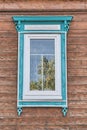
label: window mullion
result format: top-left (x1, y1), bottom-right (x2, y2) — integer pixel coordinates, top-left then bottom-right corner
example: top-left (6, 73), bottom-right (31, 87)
top-left (42, 54), bottom-right (44, 91)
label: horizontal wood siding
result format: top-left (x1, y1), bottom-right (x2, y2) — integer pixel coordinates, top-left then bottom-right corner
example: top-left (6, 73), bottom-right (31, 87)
top-left (0, 0), bottom-right (87, 130)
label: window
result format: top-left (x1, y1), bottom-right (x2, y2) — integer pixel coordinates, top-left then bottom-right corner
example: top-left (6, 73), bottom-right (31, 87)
top-left (13, 16), bottom-right (73, 116)
top-left (23, 34), bottom-right (62, 101)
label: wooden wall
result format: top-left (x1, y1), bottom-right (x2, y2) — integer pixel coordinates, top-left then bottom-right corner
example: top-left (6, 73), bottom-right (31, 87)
top-left (0, 0), bottom-right (87, 130)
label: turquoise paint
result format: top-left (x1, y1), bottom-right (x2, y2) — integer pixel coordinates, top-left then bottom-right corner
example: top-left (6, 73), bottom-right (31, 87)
top-left (13, 15), bottom-right (73, 116)
top-left (17, 107), bottom-right (22, 116)
top-left (13, 16), bottom-right (72, 22)
top-left (19, 101), bottom-right (66, 106)
top-left (61, 33), bottom-right (67, 100)
top-left (19, 34), bottom-right (24, 100)
top-left (62, 107), bottom-right (68, 116)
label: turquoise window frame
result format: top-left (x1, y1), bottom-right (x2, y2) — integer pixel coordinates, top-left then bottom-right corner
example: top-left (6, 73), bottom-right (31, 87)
top-left (13, 16), bottom-right (73, 116)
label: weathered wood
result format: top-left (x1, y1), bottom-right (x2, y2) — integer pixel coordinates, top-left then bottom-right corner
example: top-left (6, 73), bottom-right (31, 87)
top-left (22, 107), bottom-right (62, 117)
top-left (69, 101), bottom-right (87, 108)
top-left (17, 117), bottom-right (87, 125)
top-left (68, 52), bottom-right (87, 60)
top-left (0, 93), bottom-right (16, 101)
top-left (0, 0), bottom-right (85, 11)
top-left (0, 60), bottom-right (17, 68)
top-left (0, 85), bottom-right (16, 93)
top-left (0, 109), bottom-right (16, 117)
top-left (68, 76), bottom-right (87, 85)
top-left (0, 102), bottom-right (16, 110)
top-left (0, 0), bottom-right (87, 129)
top-left (17, 125), bottom-right (69, 130)
top-left (68, 37), bottom-right (87, 45)
top-left (69, 108), bottom-right (87, 117)
top-left (70, 126), bottom-right (87, 130)
top-left (0, 118), bottom-right (16, 125)
top-left (0, 126), bottom-right (16, 130)
top-left (68, 68), bottom-right (87, 76)
top-left (68, 44), bottom-right (87, 52)
top-left (68, 85), bottom-right (87, 93)
top-left (68, 60), bottom-right (87, 69)
top-left (70, 21), bottom-right (87, 30)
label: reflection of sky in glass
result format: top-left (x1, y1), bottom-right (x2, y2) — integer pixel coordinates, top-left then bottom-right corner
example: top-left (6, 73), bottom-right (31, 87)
top-left (30, 39), bottom-right (55, 54)
top-left (30, 55), bottom-right (41, 82)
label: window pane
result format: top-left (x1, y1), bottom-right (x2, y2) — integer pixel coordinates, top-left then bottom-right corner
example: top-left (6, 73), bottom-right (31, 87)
top-left (30, 55), bottom-right (42, 90)
top-left (30, 39), bottom-right (55, 91)
top-left (30, 39), bottom-right (55, 54)
top-left (43, 55), bottom-right (55, 91)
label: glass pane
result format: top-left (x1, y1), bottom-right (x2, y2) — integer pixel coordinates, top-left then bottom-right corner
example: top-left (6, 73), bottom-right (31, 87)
top-left (30, 39), bottom-right (55, 91)
top-left (30, 55), bottom-right (42, 90)
top-left (43, 56), bottom-right (55, 91)
top-left (30, 39), bottom-right (55, 54)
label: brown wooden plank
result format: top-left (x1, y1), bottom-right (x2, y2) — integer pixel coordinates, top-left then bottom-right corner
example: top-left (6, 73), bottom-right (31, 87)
top-left (67, 52), bottom-right (87, 60)
top-left (0, 68), bottom-right (17, 77)
top-left (68, 85), bottom-right (87, 93)
top-left (0, 52), bottom-right (17, 61)
top-left (68, 37), bottom-right (87, 45)
top-left (17, 125), bottom-right (69, 130)
top-left (0, 93), bottom-right (16, 101)
top-left (0, 78), bottom-right (17, 86)
top-left (68, 33), bottom-right (87, 38)
top-left (0, 118), bottom-right (16, 125)
top-left (69, 108), bottom-right (87, 117)
top-left (0, 22), bottom-right (15, 31)
top-left (0, 0), bottom-right (85, 11)
top-left (70, 126), bottom-right (87, 130)
top-left (17, 117), bottom-right (87, 125)
top-left (0, 85), bottom-right (16, 93)
top-left (0, 60), bottom-right (17, 69)
top-left (0, 102), bottom-right (16, 110)
top-left (68, 86), bottom-right (87, 94)
top-left (0, 109), bottom-right (16, 117)
top-left (70, 22), bottom-right (87, 30)
top-left (68, 68), bottom-right (87, 76)
top-left (0, 37), bottom-right (17, 44)
top-left (69, 29), bottom-right (87, 34)
top-left (68, 60), bottom-right (87, 69)
top-left (68, 44), bottom-right (87, 52)
top-left (0, 31), bottom-right (17, 38)
top-left (68, 76), bottom-right (87, 85)
top-left (69, 100), bottom-right (87, 108)
top-left (22, 107), bottom-right (62, 117)
top-left (0, 126), bottom-right (16, 130)
top-left (68, 92), bottom-right (87, 101)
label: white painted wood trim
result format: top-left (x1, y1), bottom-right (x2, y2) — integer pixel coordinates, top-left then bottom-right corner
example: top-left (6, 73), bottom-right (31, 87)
top-left (24, 25), bottom-right (60, 30)
top-left (23, 34), bottom-right (62, 100)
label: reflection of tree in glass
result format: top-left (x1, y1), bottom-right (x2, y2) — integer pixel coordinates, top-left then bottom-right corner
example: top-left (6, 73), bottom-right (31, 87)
top-left (30, 80), bottom-right (42, 90)
top-left (43, 56), bottom-right (55, 90)
top-left (30, 56), bottom-right (55, 91)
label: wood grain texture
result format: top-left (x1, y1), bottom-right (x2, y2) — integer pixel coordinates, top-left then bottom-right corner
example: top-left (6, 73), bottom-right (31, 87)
top-left (0, 0), bottom-right (87, 129)
top-left (0, 0), bottom-right (85, 11)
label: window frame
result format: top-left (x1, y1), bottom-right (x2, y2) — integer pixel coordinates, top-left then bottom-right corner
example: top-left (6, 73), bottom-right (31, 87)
top-left (13, 16), bottom-right (73, 116)
top-left (23, 33), bottom-right (62, 101)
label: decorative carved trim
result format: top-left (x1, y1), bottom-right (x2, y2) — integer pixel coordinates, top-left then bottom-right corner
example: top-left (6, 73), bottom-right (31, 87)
top-left (17, 107), bottom-right (22, 116)
top-left (62, 107), bottom-right (68, 116)
top-left (15, 21), bottom-right (21, 31)
top-left (12, 16), bottom-right (73, 116)
top-left (64, 20), bottom-right (70, 32)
